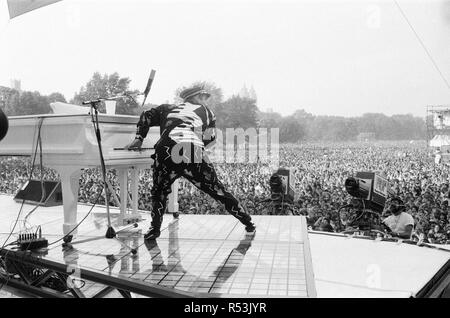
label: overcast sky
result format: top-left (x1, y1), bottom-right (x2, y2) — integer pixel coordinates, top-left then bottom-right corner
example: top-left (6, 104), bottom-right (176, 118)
top-left (0, 0), bottom-right (449, 117)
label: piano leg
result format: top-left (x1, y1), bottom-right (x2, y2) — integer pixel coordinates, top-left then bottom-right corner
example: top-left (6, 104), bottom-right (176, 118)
top-left (117, 167), bottom-right (141, 225)
top-left (117, 168), bottom-right (128, 217)
top-left (55, 166), bottom-right (82, 237)
top-left (116, 167), bottom-right (179, 224)
top-left (130, 168), bottom-right (139, 214)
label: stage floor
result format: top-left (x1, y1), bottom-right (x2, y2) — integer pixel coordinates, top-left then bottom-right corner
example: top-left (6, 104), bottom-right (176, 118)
top-left (0, 194), bottom-right (315, 298)
top-left (1, 194), bottom-right (448, 298)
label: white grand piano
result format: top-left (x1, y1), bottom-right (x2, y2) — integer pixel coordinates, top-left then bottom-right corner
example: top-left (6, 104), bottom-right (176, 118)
top-left (0, 113), bottom-right (179, 237)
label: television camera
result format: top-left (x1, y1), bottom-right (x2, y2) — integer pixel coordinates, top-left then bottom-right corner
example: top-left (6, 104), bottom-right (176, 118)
top-left (341, 171), bottom-right (395, 235)
top-left (261, 167), bottom-right (298, 215)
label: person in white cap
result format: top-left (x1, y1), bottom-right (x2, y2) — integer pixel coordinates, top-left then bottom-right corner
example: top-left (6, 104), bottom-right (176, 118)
top-left (125, 85), bottom-right (255, 240)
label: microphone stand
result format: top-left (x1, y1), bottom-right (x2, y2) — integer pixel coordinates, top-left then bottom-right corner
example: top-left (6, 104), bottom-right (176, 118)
top-left (89, 100), bottom-right (115, 238)
top-left (64, 69), bottom-right (156, 254)
top-left (64, 97), bottom-right (139, 255)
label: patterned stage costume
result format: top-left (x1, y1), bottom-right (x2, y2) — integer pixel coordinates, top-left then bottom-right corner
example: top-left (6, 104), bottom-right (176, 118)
top-left (127, 86), bottom-right (255, 240)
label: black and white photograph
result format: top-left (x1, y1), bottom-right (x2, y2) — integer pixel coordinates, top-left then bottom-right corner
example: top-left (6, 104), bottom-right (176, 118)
top-left (0, 0), bottom-right (449, 302)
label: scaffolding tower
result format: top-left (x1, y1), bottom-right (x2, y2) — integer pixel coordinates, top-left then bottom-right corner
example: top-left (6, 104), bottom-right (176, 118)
top-left (426, 105), bottom-right (450, 148)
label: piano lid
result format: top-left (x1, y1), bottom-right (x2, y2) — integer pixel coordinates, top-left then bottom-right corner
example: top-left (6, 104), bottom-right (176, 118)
top-left (7, 113), bottom-right (141, 125)
top-left (0, 113), bottom-right (158, 166)
top-left (50, 102), bottom-right (89, 115)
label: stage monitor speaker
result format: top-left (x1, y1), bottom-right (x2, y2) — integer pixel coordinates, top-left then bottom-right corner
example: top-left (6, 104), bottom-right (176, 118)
top-left (0, 107), bottom-right (8, 141)
top-left (14, 180), bottom-right (63, 207)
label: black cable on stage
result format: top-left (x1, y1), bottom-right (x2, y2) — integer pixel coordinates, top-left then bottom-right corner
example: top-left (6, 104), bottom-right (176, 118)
top-left (1, 112), bottom-right (143, 293)
top-left (16, 118), bottom-right (50, 253)
top-left (0, 118), bottom-right (44, 291)
top-left (7, 184), bottom-right (103, 293)
top-left (23, 118), bottom-right (47, 229)
top-left (0, 118), bottom-right (42, 247)
top-left (2, 179), bottom-right (101, 291)
top-left (48, 187), bottom-right (102, 247)
top-left (1, 111), bottom-right (144, 292)
top-left (352, 198), bottom-right (366, 224)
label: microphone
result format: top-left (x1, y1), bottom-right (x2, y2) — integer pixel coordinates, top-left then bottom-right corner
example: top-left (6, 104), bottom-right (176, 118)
top-left (82, 99), bottom-right (103, 105)
top-left (141, 69), bottom-right (156, 107)
top-left (82, 95), bottom-right (126, 105)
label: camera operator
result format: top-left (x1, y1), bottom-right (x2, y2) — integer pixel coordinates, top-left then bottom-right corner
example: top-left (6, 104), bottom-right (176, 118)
top-left (313, 215), bottom-right (334, 232)
top-left (382, 197), bottom-right (414, 239)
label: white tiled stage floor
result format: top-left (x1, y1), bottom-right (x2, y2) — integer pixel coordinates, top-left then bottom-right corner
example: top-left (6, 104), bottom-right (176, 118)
top-left (0, 194), bottom-right (316, 298)
top-left (1, 194), bottom-right (448, 298)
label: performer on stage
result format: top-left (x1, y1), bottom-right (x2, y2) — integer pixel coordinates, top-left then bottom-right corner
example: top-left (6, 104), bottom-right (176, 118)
top-left (125, 85), bottom-right (256, 240)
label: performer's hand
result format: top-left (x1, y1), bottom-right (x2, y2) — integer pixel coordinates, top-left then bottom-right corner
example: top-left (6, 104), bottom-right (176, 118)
top-left (124, 138), bottom-right (142, 151)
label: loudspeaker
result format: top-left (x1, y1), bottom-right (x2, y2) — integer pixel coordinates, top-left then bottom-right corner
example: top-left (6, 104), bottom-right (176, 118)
top-left (14, 180), bottom-right (63, 207)
top-left (0, 108), bottom-right (8, 141)
top-left (354, 171), bottom-right (389, 211)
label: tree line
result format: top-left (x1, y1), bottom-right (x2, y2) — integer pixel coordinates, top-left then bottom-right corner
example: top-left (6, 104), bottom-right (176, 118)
top-left (263, 110), bottom-right (426, 142)
top-left (0, 87), bottom-right (66, 116)
top-left (0, 72), bottom-right (426, 142)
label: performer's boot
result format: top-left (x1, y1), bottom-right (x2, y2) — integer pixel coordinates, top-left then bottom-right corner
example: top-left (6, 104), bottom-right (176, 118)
top-left (240, 213), bottom-right (256, 234)
top-left (244, 221), bottom-right (256, 233)
top-left (144, 219), bottom-right (162, 240)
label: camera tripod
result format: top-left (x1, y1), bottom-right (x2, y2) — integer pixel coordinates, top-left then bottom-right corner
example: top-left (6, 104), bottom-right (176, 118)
top-left (258, 196), bottom-right (299, 215)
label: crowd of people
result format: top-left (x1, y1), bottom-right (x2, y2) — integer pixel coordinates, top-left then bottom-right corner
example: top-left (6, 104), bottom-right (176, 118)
top-left (1, 140), bottom-right (450, 244)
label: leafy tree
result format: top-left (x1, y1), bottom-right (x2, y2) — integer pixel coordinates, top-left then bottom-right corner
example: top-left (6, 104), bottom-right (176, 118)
top-left (72, 72), bottom-right (140, 115)
top-left (1, 88), bottom-right (20, 115)
top-left (10, 91), bottom-right (51, 115)
top-left (47, 92), bottom-right (66, 103)
top-left (248, 86), bottom-right (257, 101)
top-left (290, 112), bottom-right (425, 142)
top-left (391, 114), bottom-right (426, 140)
top-left (357, 113), bottom-right (391, 139)
top-left (239, 84), bottom-right (250, 98)
top-left (2, 90), bottom-right (68, 116)
top-left (258, 110), bottom-right (282, 128)
top-left (218, 95), bottom-right (258, 129)
top-left (279, 116), bottom-right (305, 142)
top-left (292, 109), bottom-right (313, 122)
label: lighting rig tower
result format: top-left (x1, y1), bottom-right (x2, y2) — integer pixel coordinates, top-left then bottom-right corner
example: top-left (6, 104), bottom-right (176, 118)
top-left (426, 105), bottom-right (450, 162)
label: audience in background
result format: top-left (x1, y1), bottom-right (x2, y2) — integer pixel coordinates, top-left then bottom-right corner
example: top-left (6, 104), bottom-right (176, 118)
top-left (1, 140), bottom-right (449, 244)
